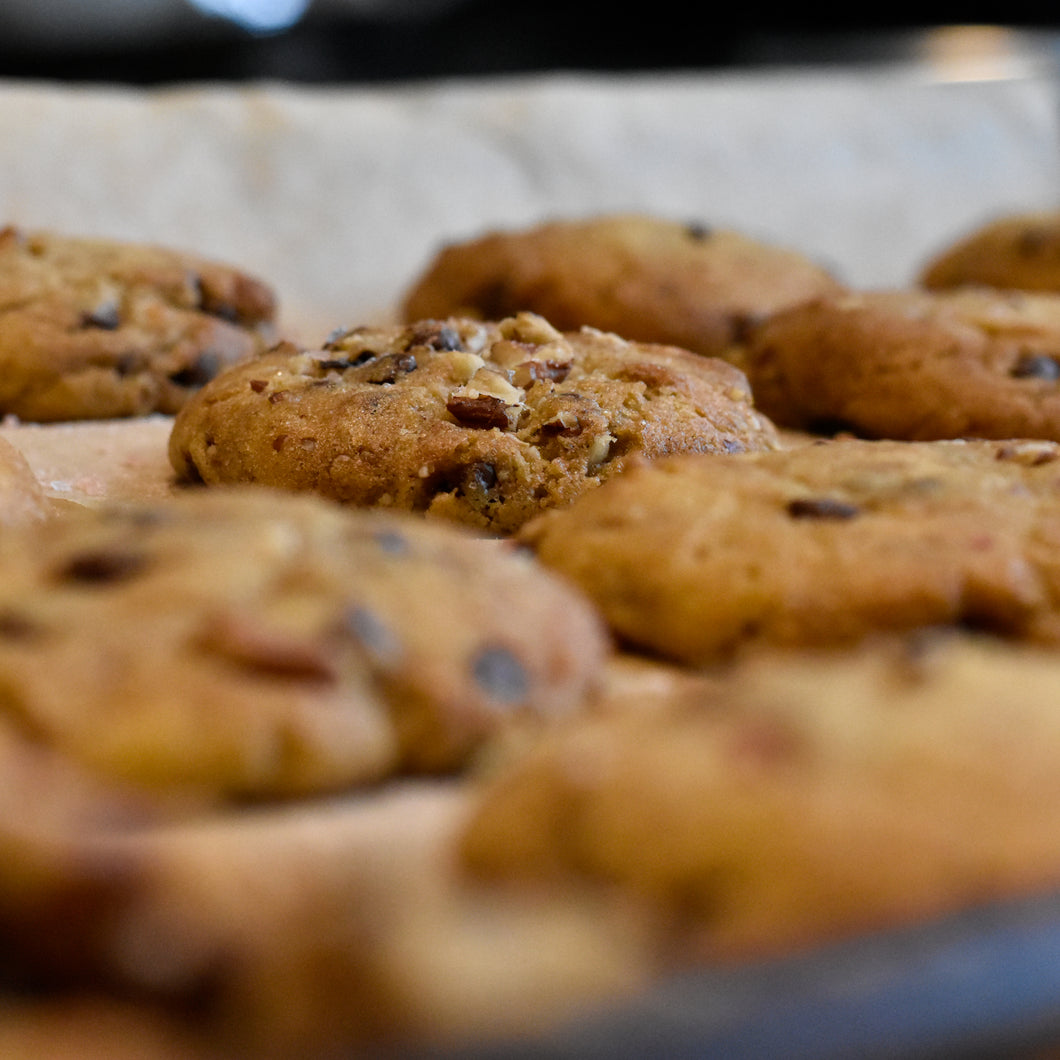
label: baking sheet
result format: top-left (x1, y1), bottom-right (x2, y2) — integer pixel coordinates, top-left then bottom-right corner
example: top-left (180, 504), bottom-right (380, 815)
top-left (3, 65), bottom-right (1060, 1056)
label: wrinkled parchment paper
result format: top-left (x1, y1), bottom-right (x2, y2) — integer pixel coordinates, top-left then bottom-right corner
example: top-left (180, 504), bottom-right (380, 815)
top-left (0, 67), bottom-right (1056, 344)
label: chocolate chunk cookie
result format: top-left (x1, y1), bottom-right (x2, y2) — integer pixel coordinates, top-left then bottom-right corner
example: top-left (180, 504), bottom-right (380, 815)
top-left (517, 437), bottom-right (1060, 664)
top-left (400, 213), bottom-right (844, 359)
top-left (168, 312), bottom-right (780, 535)
top-left (736, 286), bottom-right (1060, 440)
top-left (0, 226), bottom-right (277, 421)
top-left (460, 630), bottom-right (1060, 962)
top-left (920, 210), bottom-right (1060, 292)
top-left (0, 486), bottom-right (608, 798)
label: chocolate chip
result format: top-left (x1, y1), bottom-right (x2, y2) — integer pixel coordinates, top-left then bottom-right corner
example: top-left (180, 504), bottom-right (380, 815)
top-left (467, 461), bottom-right (497, 492)
top-left (56, 550), bottom-right (147, 584)
top-left (405, 322), bottom-right (464, 352)
top-left (1017, 228), bottom-right (1053, 257)
top-left (684, 221), bottom-right (713, 241)
top-left (1010, 352), bottom-right (1060, 381)
top-left (446, 393), bottom-right (511, 430)
top-left (169, 351), bottom-right (222, 389)
top-left (317, 350), bottom-right (377, 371)
top-left (0, 609), bottom-right (39, 639)
top-left (249, 379), bottom-right (268, 393)
top-left (343, 605), bottom-right (402, 665)
top-left (373, 529), bottom-right (410, 555)
top-left (786, 497), bottom-right (860, 520)
top-left (471, 645), bottom-right (529, 703)
top-left (82, 301), bottom-right (121, 330)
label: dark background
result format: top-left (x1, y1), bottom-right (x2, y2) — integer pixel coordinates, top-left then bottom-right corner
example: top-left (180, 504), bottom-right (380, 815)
top-left (0, 1), bottom-right (1056, 85)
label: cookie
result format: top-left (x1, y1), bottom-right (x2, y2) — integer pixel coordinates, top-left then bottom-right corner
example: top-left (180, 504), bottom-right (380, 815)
top-left (0, 486), bottom-right (608, 798)
top-left (735, 286), bottom-right (1060, 440)
top-left (400, 213), bottom-right (844, 359)
top-left (920, 210), bottom-right (1060, 292)
top-left (168, 311), bottom-right (780, 535)
top-left (460, 630), bottom-right (1060, 962)
top-left (0, 226), bottom-right (277, 422)
top-left (517, 436), bottom-right (1060, 665)
top-left (0, 434), bottom-right (53, 525)
top-left (0, 780), bottom-right (654, 1057)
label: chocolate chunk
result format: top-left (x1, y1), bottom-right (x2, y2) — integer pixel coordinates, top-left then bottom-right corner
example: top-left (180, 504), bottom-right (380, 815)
top-left (786, 497), bottom-right (860, 520)
top-left (359, 352), bottom-right (418, 385)
top-left (56, 550), bottom-right (147, 584)
top-left (1010, 352), bottom-right (1060, 381)
top-left (471, 645), bottom-right (529, 703)
top-left (446, 393), bottom-right (511, 430)
top-left (343, 605), bottom-right (402, 666)
top-left (684, 221), bottom-right (713, 241)
top-left (405, 322), bottom-right (464, 352)
top-left (82, 301), bottom-right (121, 330)
top-left (373, 529), bottom-right (410, 555)
top-left (317, 350), bottom-right (377, 371)
top-left (169, 351), bottom-right (222, 389)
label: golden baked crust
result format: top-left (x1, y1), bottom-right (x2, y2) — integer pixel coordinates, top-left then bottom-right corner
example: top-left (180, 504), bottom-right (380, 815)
top-left (0, 486), bottom-right (609, 797)
top-left (920, 210), bottom-right (1060, 292)
top-left (517, 437), bottom-right (1060, 664)
top-left (401, 213), bottom-right (844, 358)
top-left (168, 312), bottom-right (779, 534)
top-left (736, 287), bottom-right (1060, 440)
top-left (460, 631), bottom-right (1060, 963)
top-left (0, 226), bottom-right (276, 422)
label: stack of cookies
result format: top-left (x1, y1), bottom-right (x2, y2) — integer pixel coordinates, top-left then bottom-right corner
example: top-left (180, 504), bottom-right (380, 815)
top-left (4, 209), bottom-right (1060, 1056)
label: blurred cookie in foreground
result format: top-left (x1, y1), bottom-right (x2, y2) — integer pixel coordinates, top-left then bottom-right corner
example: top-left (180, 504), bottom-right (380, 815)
top-left (169, 312), bottom-right (780, 535)
top-left (460, 631), bottom-right (1060, 963)
top-left (0, 486), bottom-right (608, 798)
top-left (517, 437), bottom-right (1060, 665)
top-left (0, 434), bottom-right (54, 524)
top-left (400, 213), bottom-right (843, 359)
top-left (920, 210), bottom-right (1060, 292)
top-left (735, 287), bottom-right (1060, 440)
top-left (0, 778), bottom-right (655, 1059)
top-left (0, 226), bottom-right (276, 422)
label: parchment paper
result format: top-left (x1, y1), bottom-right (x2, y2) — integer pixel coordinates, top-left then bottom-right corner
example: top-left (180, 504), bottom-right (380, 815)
top-left (0, 66), bottom-right (1056, 344)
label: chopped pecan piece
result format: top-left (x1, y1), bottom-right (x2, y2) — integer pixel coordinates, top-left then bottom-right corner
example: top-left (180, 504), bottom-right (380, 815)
top-left (447, 393), bottom-right (512, 430)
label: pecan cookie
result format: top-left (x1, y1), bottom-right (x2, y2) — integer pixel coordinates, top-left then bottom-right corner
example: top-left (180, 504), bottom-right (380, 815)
top-left (920, 210), bottom-right (1060, 292)
top-left (517, 437), bottom-right (1060, 664)
top-left (0, 226), bottom-right (276, 421)
top-left (736, 286), bottom-right (1060, 440)
top-left (400, 213), bottom-right (844, 359)
top-left (460, 630), bottom-right (1060, 962)
top-left (168, 312), bottom-right (780, 535)
top-left (0, 486), bottom-right (608, 798)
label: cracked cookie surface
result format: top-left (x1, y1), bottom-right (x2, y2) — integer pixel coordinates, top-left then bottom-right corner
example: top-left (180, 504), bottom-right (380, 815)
top-left (0, 226), bottom-right (276, 421)
top-left (400, 213), bottom-right (844, 359)
top-left (168, 312), bottom-right (779, 534)
top-left (735, 286), bottom-right (1060, 440)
